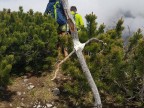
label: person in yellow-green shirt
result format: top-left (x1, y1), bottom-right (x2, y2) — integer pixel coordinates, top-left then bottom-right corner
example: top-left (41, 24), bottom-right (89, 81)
top-left (70, 6), bottom-right (84, 30)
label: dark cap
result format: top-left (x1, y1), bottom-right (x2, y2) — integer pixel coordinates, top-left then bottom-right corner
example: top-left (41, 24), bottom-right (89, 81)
top-left (70, 6), bottom-right (77, 12)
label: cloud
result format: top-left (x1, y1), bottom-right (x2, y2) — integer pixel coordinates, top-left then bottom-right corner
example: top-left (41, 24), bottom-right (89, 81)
top-left (93, 0), bottom-right (144, 36)
top-left (119, 10), bottom-right (135, 19)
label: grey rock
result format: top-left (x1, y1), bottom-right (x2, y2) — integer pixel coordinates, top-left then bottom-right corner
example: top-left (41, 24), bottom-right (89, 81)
top-left (23, 76), bottom-right (27, 79)
top-left (17, 91), bottom-right (22, 96)
top-left (9, 103), bottom-right (13, 107)
top-left (51, 101), bottom-right (54, 105)
top-left (27, 84), bottom-right (35, 90)
top-left (24, 79), bottom-right (28, 83)
top-left (36, 104), bottom-right (41, 108)
top-left (52, 88), bottom-right (60, 95)
top-left (28, 83), bottom-right (33, 85)
top-left (46, 103), bottom-right (53, 107)
top-left (21, 98), bottom-right (24, 101)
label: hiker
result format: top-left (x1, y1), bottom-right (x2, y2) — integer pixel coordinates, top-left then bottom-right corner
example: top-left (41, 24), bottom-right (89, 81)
top-left (70, 6), bottom-right (84, 31)
top-left (45, 0), bottom-right (69, 57)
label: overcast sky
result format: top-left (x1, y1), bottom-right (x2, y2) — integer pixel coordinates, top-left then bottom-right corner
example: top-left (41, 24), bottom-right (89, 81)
top-left (0, 0), bottom-right (144, 36)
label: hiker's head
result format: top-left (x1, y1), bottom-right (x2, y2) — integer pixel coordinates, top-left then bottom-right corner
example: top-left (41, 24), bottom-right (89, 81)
top-left (70, 6), bottom-right (77, 12)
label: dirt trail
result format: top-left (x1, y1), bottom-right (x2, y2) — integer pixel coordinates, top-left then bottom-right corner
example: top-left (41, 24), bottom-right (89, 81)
top-left (0, 72), bottom-right (61, 108)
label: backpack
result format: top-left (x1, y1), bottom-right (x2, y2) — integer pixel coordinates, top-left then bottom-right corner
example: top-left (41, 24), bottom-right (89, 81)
top-left (45, 0), bottom-right (67, 26)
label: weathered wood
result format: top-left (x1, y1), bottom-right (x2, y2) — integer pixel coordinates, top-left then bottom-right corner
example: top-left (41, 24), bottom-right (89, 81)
top-left (51, 50), bottom-right (75, 80)
top-left (61, 0), bottom-right (103, 107)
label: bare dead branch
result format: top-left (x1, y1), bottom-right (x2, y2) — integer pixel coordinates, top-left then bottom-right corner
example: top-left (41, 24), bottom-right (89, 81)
top-left (85, 37), bottom-right (107, 46)
top-left (55, 0), bottom-right (103, 107)
top-left (51, 50), bottom-right (75, 80)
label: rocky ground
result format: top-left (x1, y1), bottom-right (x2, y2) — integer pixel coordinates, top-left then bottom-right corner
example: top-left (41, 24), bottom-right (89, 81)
top-left (0, 72), bottom-right (71, 108)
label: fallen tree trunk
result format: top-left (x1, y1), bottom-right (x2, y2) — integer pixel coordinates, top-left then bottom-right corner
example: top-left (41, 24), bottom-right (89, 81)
top-left (60, 0), bottom-right (103, 107)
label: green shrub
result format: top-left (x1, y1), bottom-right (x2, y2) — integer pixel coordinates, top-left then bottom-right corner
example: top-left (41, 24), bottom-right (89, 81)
top-left (0, 7), bottom-right (58, 85)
